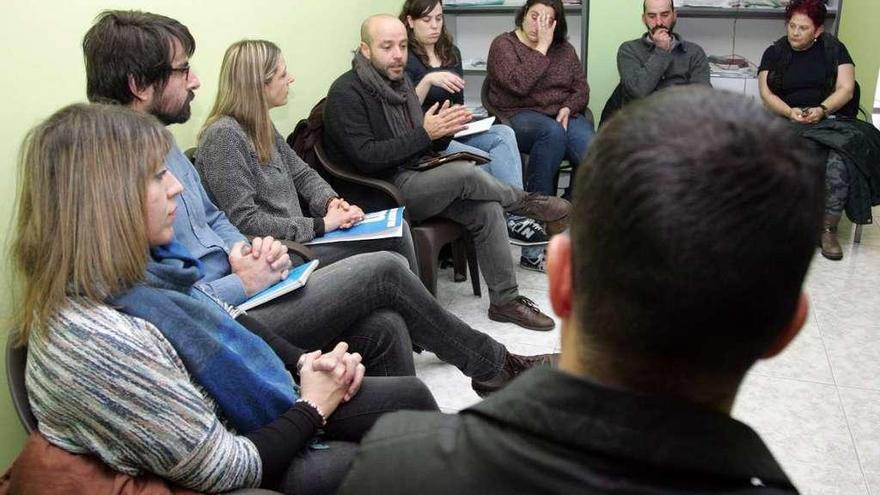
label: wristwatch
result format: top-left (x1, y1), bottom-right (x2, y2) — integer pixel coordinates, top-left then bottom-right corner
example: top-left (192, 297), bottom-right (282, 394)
top-left (818, 104), bottom-right (829, 117)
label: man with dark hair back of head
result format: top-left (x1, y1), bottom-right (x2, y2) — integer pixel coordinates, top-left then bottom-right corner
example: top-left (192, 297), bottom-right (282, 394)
top-left (338, 87), bottom-right (817, 495)
top-left (602, 0), bottom-right (710, 125)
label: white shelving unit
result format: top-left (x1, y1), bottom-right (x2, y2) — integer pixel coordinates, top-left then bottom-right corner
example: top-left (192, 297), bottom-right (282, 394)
top-left (673, 0), bottom-right (842, 99)
top-left (444, 1), bottom-right (589, 112)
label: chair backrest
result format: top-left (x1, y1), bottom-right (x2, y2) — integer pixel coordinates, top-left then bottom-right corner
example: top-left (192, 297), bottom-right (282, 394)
top-left (185, 146), bottom-right (225, 209)
top-left (314, 142), bottom-right (405, 213)
top-left (839, 79), bottom-right (860, 120)
top-left (184, 147), bottom-right (197, 163)
top-left (873, 67), bottom-right (880, 129)
top-left (480, 77), bottom-right (508, 125)
top-left (6, 335), bottom-right (37, 433)
top-left (287, 97), bottom-right (335, 184)
top-left (599, 82), bottom-right (626, 129)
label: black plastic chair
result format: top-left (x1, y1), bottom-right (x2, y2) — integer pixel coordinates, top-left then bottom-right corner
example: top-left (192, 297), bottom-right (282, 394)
top-left (314, 143), bottom-right (481, 297)
top-left (6, 336), bottom-right (36, 434)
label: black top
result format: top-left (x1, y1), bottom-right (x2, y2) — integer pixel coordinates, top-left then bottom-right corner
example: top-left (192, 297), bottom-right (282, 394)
top-left (759, 36), bottom-right (853, 109)
top-left (340, 367), bottom-right (798, 495)
top-left (235, 314), bottom-right (323, 487)
top-left (323, 68), bottom-right (448, 180)
top-left (405, 46), bottom-right (464, 111)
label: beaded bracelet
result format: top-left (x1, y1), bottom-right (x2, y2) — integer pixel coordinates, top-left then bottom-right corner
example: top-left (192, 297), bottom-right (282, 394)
top-left (296, 398), bottom-right (327, 426)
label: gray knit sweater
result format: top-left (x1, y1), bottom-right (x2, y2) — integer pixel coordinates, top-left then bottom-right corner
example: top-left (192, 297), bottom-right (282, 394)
top-left (26, 299), bottom-right (262, 492)
top-left (617, 34), bottom-right (710, 105)
top-left (196, 116), bottom-right (337, 242)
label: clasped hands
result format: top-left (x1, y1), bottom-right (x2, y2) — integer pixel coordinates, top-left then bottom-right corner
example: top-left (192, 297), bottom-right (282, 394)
top-left (789, 106), bottom-right (826, 124)
top-left (298, 342), bottom-right (366, 418)
top-left (229, 236), bottom-right (291, 296)
top-left (324, 197), bottom-right (364, 232)
top-left (650, 27), bottom-right (674, 52)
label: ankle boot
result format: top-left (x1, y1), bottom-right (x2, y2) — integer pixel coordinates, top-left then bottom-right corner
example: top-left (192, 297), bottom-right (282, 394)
top-left (820, 214), bottom-right (843, 260)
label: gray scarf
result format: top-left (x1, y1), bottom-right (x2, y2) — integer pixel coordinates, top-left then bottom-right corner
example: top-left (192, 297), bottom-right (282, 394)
top-left (353, 52), bottom-right (424, 138)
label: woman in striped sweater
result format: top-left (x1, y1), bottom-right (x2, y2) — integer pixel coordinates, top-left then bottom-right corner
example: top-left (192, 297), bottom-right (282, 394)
top-left (11, 103), bottom-right (437, 495)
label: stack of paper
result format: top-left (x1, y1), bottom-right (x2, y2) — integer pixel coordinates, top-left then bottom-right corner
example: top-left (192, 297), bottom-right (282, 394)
top-left (238, 260), bottom-right (319, 311)
top-left (304, 207), bottom-right (405, 245)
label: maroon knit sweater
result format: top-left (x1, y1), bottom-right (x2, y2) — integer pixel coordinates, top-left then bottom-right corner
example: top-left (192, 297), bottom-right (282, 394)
top-left (486, 31), bottom-right (589, 120)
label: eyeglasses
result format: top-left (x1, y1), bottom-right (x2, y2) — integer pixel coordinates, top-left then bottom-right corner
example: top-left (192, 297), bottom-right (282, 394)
top-left (170, 64), bottom-right (191, 79)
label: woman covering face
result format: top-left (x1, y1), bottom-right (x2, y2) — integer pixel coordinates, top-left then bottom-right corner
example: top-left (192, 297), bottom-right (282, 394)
top-left (486, 0), bottom-right (595, 209)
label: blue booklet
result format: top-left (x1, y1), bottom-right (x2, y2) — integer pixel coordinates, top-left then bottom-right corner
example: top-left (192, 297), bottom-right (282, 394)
top-left (238, 259), bottom-right (320, 311)
top-left (304, 207), bottom-right (405, 245)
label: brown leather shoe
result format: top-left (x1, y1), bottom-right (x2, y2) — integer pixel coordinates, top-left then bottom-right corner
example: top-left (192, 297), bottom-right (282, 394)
top-left (544, 216), bottom-right (570, 236)
top-left (488, 296), bottom-right (555, 331)
top-left (820, 214), bottom-right (843, 261)
top-left (509, 192), bottom-right (571, 223)
top-left (472, 352), bottom-right (560, 397)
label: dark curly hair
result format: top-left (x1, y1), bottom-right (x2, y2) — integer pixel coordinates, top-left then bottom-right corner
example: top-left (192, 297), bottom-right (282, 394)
top-left (785, 0), bottom-right (827, 29)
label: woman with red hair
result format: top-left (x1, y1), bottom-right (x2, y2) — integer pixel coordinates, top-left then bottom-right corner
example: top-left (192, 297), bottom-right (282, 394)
top-left (758, 0), bottom-right (880, 261)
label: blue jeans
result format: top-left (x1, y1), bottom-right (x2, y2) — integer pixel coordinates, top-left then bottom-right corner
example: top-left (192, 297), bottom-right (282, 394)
top-left (509, 110), bottom-right (595, 199)
top-left (445, 125), bottom-right (542, 260)
top-left (445, 124), bottom-right (524, 189)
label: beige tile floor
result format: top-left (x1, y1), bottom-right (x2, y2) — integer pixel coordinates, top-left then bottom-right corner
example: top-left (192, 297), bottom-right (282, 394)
top-left (414, 211), bottom-right (880, 495)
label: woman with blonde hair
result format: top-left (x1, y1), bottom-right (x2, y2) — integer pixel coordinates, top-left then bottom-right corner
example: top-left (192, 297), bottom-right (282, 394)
top-left (197, 40), bottom-right (416, 271)
top-left (12, 103), bottom-right (436, 495)
top-left (196, 46), bottom-right (556, 400)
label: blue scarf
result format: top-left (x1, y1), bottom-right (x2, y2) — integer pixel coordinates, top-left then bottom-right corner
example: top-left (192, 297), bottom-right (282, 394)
top-left (110, 241), bottom-right (297, 433)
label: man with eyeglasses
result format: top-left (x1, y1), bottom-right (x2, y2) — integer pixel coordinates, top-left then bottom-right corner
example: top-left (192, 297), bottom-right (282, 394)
top-left (81, 10), bottom-right (558, 426)
top-left (82, 10), bottom-right (292, 306)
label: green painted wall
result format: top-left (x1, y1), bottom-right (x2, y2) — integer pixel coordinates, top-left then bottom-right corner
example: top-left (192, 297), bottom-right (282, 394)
top-left (0, 0), bottom-right (403, 469)
top-left (587, 0), bottom-right (644, 119)
top-left (1, 0), bottom-right (878, 470)
top-left (838, 0), bottom-right (880, 115)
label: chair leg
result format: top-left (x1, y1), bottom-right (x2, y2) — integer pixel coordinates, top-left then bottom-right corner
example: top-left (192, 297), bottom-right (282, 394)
top-left (451, 239), bottom-right (467, 283)
top-left (413, 234), bottom-right (440, 296)
top-left (553, 170), bottom-right (560, 196)
top-left (854, 223), bottom-right (863, 244)
top-left (465, 236), bottom-right (481, 297)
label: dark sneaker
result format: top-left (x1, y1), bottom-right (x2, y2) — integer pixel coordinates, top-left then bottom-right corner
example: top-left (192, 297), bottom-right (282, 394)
top-left (509, 192), bottom-right (571, 223)
top-left (488, 296), bottom-right (554, 331)
top-left (507, 217), bottom-right (549, 246)
top-left (519, 253), bottom-right (546, 273)
top-left (472, 352), bottom-right (560, 397)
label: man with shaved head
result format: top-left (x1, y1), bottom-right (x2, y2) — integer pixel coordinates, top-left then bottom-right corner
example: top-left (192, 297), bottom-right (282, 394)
top-left (602, 0), bottom-right (710, 123)
top-left (324, 15), bottom-right (572, 336)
